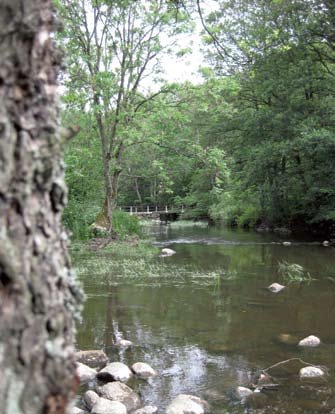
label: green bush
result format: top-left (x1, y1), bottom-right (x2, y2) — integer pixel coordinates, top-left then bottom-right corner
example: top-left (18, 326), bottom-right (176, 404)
top-left (112, 210), bottom-right (141, 239)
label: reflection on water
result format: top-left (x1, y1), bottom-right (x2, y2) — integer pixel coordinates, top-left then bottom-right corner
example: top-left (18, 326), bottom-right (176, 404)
top-left (75, 224), bottom-right (335, 413)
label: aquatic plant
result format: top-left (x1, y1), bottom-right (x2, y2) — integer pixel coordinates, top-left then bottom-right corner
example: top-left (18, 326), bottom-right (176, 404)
top-left (278, 260), bottom-right (313, 283)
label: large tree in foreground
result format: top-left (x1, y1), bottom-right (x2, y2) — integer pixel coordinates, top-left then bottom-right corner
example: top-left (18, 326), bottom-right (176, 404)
top-left (0, 1), bottom-right (81, 412)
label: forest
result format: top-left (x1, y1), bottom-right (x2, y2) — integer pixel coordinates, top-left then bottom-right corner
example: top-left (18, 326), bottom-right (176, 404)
top-left (56, 0), bottom-right (335, 238)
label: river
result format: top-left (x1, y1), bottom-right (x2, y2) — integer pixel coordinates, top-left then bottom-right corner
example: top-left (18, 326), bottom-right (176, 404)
top-left (74, 222), bottom-right (335, 414)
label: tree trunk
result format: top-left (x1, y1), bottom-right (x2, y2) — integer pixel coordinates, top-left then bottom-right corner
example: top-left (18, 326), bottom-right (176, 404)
top-left (0, 2), bottom-right (81, 413)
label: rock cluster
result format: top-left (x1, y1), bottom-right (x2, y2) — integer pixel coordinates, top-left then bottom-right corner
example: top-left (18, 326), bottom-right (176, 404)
top-left (74, 348), bottom-right (198, 414)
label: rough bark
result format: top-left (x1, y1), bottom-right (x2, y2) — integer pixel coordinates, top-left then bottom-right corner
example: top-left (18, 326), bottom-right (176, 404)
top-left (0, 1), bottom-right (81, 413)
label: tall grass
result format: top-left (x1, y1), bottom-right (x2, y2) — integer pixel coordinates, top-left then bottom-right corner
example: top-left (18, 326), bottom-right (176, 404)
top-left (278, 260), bottom-right (313, 283)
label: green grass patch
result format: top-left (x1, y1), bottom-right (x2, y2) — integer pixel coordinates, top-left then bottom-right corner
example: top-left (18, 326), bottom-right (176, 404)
top-left (278, 260), bottom-right (314, 283)
top-left (71, 240), bottom-right (226, 288)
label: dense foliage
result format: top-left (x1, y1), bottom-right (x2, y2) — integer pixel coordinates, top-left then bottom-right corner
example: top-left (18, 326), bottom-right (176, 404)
top-left (60, 0), bottom-right (335, 237)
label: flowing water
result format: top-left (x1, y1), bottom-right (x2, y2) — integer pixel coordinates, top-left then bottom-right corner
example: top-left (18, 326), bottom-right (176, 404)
top-left (74, 223), bottom-right (335, 414)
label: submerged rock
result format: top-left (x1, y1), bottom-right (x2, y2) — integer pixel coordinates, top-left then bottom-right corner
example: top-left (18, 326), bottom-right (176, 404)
top-left (76, 362), bottom-right (97, 384)
top-left (323, 240), bottom-right (330, 247)
top-left (166, 394), bottom-right (208, 414)
top-left (76, 350), bottom-right (109, 369)
top-left (268, 283), bottom-right (285, 293)
top-left (97, 381), bottom-right (141, 412)
top-left (97, 362), bottom-right (133, 383)
top-left (133, 406), bottom-right (158, 414)
top-left (91, 398), bottom-right (127, 414)
top-left (84, 390), bottom-right (100, 411)
top-left (299, 366), bottom-right (326, 380)
top-left (235, 387), bottom-right (253, 400)
top-left (160, 248), bottom-right (176, 257)
top-left (245, 391), bottom-right (268, 409)
top-left (298, 335), bottom-right (321, 348)
top-left (131, 362), bottom-right (157, 379)
top-left (276, 333), bottom-right (299, 346)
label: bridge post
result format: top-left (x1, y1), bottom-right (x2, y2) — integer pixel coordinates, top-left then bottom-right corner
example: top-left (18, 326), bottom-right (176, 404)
top-left (155, 206), bottom-right (158, 212)
top-left (130, 206), bottom-right (133, 215)
top-left (181, 205), bottom-right (185, 213)
top-left (147, 205), bottom-right (150, 213)
top-left (165, 205), bottom-right (168, 213)
top-left (135, 206), bottom-right (138, 213)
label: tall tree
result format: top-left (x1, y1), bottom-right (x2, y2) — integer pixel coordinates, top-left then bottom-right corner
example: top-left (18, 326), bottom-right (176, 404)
top-left (57, 0), bottom-right (190, 232)
top-left (0, 1), bottom-right (81, 412)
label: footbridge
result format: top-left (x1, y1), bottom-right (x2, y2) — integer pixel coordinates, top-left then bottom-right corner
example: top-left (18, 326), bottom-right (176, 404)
top-left (119, 205), bottom-right (187, 222)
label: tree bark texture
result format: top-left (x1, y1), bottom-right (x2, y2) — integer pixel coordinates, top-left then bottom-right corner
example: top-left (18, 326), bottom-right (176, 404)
top-left (0, 1), bottom-right (81, 413)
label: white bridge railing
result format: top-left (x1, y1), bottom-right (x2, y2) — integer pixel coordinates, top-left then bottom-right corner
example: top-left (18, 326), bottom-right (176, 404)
top-left (119, 205), bottom-right (185, 215)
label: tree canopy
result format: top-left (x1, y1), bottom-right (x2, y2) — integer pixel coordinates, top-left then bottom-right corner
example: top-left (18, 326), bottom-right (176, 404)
top-left (59, 0), bottom-right (335, 237)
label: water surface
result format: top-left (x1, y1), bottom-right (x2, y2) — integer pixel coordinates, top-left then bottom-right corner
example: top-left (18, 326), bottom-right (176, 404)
top-left (74, 224), bottom-right (335, 413)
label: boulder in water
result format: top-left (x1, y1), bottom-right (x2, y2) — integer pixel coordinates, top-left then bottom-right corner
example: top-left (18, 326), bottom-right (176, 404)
top-left (71, 407), bottom-right (88, 414)
top-left (84, 390), bottom-right (100, 411)
top-left (166, 394), bottom-right (208, 414)
top-left (91, 398), bottom-right (127, 414)
top-left (76, 362), bottom-right (97, 384)
top-left (97, 381), bottom-right (141, 412)
top-left (298, 335), bottom-right (321, 348)
top-left (235, 386), bottom-right (253, 401)
top-left (268, 283), bottom-right (285, 293)
top-left (115, 339), bottom-right (133, 348)
top-left (76, 350), bottom-right (109, 369)
top-left (133, 406), bottom-right (158, 414)
top-left (299, 366), bottom-right (326, 380)
top-left (131, 362), bottom-right (157, 379)
top-left (160, 248), bottom-right (176, 257)
top-left (97, 362), bottom-right (133, 383)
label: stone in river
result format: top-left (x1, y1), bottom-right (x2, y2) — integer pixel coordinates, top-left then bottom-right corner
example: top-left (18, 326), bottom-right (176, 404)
top-left (76, 362), bottom-right (97, 384)
top-left (299, 366), bottom-right (326, 380)
top-left (97, 381), bottom-right (141, 412)
top-left (268, 283), bottom-right (285, 293)
top-left (115, 339), bottom-right (133, 348)
top-left (84, 390), bottom-right (100, 411)
top-left (97, 362), bottom-right (133, 383)
top-left (166, 394), bottom-right (208, 414)
top-left (133, 406), bottom-right (158, 414)
top-left (160, 248), bottom-right (176, 257)
top-left (91, 398), bottom-right (127, 414)
top-left (131, 362), bottom-right (157, 379)
top-left (76, 350), bottom-right (109, 369)
top-left (235, 387), bottom-right (253, 400)
top-left (71, 407), bottom-right (88, 414)
top-left (298, 335), bottom-right (321, 348)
